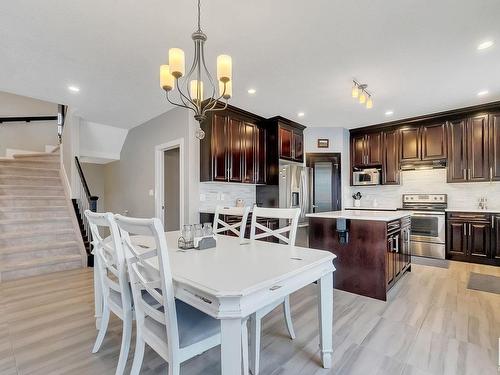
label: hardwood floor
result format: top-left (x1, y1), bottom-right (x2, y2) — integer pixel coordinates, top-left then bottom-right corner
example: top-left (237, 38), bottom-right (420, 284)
top-left (0, 261), bottom-right (499, 375)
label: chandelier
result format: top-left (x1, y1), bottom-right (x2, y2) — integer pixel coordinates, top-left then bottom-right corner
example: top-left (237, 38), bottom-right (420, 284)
top-left (159, 0), bottom-right (233, 139)
top-left (351, 80), bottom-right (373, 109)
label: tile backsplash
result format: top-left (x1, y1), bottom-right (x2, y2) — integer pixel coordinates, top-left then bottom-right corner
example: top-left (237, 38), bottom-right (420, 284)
top-left (199, 182), bottom-right (256, 211)
top-left (347, 169), bottom-right (500, 210)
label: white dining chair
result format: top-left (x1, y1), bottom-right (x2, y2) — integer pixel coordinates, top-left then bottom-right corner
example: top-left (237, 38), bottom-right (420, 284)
top-left (115, 214), bottom-right (244, 375)
top-left (248, 206), bottom-right (301, 375)
top-left (213, 205), bottom-right (251, 240)
top-left (85, 210), bottom-right (132, 375)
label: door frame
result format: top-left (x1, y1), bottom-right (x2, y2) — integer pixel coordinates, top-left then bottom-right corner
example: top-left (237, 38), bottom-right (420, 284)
top-left (306, 152), bottom-right (342, 212)
top-left (154, 138), bottom-right (185, 228)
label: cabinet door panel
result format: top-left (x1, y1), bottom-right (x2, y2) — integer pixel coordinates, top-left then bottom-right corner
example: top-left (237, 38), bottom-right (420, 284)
top-left (468, 222), bottom-right (490, 258)
top-left (489, 113), bottom-right (500, 181)
top-left (242, 122), bottom-right (257, 183)
top-left (256, 127), bottom-right (267, 184)
top-left (447, 221), bottom-right (467, 257)
top-left (352, 135), bottom-right (366, 166)
top-left (367, 132), bottom-right (383, 165)
top-left (400, 127), bottom-right (421, 162)
top-left (212, 114), bottom-right (228, 181)
top-left (386, 238), bottom-right (394, 286)
top-left (467, 115), bottom-right (489, 181)
top-left (422, 123), bottom-right (447, 160)
top-left (293, 131), bottom-right (304, 162)
top-left (383, 129), bottom-right (400, 185)
top-left (447, 119), bottom-right (467, 182)
top-left (228, 119), bottom-right (243, 182)
top-left (279, 126), bottom-right (293, 159)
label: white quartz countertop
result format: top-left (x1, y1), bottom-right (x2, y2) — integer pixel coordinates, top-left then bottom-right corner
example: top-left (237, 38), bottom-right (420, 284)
top-left (344, 206), bottom-right (399, 211)
top-left (445, 208), bottom-right (500, 214)
top-left (306, 210), bottom-right (411, 222)
top-left (199, 207), bottom-right (254, 214)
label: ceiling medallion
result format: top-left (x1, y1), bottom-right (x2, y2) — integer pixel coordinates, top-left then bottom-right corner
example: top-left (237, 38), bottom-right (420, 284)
top-left (159, 0), bottom-right (233, 140)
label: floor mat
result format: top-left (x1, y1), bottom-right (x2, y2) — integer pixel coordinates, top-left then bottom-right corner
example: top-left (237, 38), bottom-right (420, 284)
top-left (411, 256), bottom-right (450, 269)
top-left (467, 272), bottom-right (500, 295)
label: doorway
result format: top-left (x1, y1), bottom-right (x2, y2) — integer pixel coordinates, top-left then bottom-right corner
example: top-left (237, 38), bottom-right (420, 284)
top-left (306, 153), bottom-right (342, 212)
top-left (155, 139), bottom-right (184, 231)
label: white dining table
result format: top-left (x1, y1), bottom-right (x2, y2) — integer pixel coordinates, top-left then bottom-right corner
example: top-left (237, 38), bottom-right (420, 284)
top-left (94, 231), bottom-right (336, 375)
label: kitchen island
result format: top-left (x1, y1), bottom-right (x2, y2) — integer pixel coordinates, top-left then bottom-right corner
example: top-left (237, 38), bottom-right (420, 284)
top-left (307, 210), bottom-right (411, 301)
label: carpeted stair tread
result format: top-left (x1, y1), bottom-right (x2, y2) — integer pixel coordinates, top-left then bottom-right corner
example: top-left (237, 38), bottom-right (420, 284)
top-left (0, 240), bottom-right (79, 255)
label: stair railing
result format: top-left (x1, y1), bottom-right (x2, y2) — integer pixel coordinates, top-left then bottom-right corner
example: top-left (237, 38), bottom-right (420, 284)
top-left (74, 156), bottom-right (99, 265)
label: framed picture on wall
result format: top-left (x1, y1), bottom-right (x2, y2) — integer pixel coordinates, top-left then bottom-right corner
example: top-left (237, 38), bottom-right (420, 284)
top-left (317, 138), bottom-right (329, 148)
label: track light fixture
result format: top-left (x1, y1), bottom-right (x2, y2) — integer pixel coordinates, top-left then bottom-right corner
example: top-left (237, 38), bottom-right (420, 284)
top-left (352, 80), bottom-right (373, 109)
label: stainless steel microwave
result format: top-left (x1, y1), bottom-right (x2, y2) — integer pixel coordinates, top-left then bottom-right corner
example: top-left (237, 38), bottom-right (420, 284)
top-left (352, 168), bottom-right (381, 186)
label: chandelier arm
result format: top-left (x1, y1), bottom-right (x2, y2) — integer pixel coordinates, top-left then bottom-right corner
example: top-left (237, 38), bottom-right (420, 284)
top-left (200, 40), bottom-right (217, 102)
top-left (166, 91), bottom-right (197, 114)
top-left (175, 77), bottom-right (200, 112)
top-left (209, 99), bottom-right (229, 112)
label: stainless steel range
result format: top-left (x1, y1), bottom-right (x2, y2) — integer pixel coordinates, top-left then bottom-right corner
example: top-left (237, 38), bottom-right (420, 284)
top-left (402, 194), bottom-right (447, 259)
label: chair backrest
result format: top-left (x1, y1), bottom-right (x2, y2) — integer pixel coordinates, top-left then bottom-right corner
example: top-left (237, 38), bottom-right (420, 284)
top-left (114, 214), bottom-right (180, 357)
top-left (250, 207), bottom-right (301, 245)
top-left (85, 210), bottom-right (132, 314)
top-left (213, 206), bottom-right (251, 240)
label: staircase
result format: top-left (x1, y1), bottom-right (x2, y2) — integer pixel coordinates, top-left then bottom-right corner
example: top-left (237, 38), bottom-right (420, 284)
top-left (0, 149), bottom-right (87, 282)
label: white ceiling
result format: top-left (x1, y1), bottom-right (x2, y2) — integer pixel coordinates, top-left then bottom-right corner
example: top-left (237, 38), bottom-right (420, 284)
top-left (1, 0), bottom-right (499, 129)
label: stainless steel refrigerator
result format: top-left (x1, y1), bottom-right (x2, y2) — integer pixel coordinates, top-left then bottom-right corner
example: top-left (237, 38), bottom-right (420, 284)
top-left (278, 162), bottom-right (313, 247)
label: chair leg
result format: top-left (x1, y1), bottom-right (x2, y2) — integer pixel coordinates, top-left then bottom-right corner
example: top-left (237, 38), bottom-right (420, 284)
top-left (92, 304), bottom-right (110, 353)
top-left (249, 314), bottom-right (261, 375)
top-left (283, 295), bottom-right (296, 340)
top-left (242, 320), bottom-right (249, 375)
top-left (130, 329), bottom-right (145, 375)
top-left (115, 313), bottom-right (132, 375)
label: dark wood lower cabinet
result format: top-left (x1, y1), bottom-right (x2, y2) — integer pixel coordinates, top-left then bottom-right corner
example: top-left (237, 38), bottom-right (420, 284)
top-left (446, 212), bottom-right (498, 265)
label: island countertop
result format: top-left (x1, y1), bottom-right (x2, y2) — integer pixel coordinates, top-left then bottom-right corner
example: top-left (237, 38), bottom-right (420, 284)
top-left (306, 210), bottom-right (411, 222)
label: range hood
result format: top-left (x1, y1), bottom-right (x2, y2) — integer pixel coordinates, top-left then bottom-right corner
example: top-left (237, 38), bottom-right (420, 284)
top-left (400, 159), bottom-right (447, 171)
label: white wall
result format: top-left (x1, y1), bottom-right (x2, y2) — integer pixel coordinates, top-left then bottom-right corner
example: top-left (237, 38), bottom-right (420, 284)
top-left (104, 108), bottom-right (200, 223)
top-left (81, 162), bottom-right (106, 212)
top-left (79, 120), bottom-right (128, 163)
top-left (347, 168), bottom-right (500, 210)
top-left (0, 91), bottom-right (59, 156)
top-left (304, 127), bottom-right (351, 208)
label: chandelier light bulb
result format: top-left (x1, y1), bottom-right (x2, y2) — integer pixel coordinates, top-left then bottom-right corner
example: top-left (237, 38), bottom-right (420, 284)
top-left (217, 55), bottom-right (232, 83)
top-left (190, 80), bottom-right (204, 102)
top-left (160, 65), bottom-right (174, 91)
top-left (366, 96), bottom-right (373, 109)
top-left (169, 48), bottom-right (185, 78)
top-left (352, 84), bottom-right (359, 98)
top-left (359, 91), bottom-right (366, 104)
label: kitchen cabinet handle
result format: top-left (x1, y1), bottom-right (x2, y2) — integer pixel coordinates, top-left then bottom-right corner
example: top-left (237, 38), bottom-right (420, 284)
top-left (492, 216), bottom-right (494, 228)
top-left (463, 169), bottom-right (467, 179)
top-left (490, 167), bottom-right (493, 181)
top-left (468, 223), bottom-right (471, 236)
top-left (463, 223), bottom-right (467, 235)
top-left (394, 235), bottom-right (400, 253)
top-left (468, 169), bottom-right (471, 180)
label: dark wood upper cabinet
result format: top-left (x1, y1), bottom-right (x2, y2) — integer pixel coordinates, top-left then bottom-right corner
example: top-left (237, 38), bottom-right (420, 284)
top-left (490, 113), bottom-right (500, 181)
top-left (421, 123), bottom-right (447, 160)
top-left (447, 119), bottom-right (467, 182)
top-left (278, 125), bottom-right (293, 160)
top-left (382, 129), bottom-right (400, 185)
top-left (400, 127), bottom-right (421, 162)
top-left (200, 105), bottom-right (266, 184)
top-left (351, 131), bottom-right (382, 167)
top-left (293, 131), bottom-right (304, 162)
top-left (228, 118), bottom-right (243, 182)
top-left (467, 114), bottom-right (489, 181)
top-left (242, 122), bottom-right (256, 184)
top-left (352, 134), bottom-right (366, 167)
top-left (212, 114), bottom-right (228, 181)
top-left (366, 132), bottom-right (383, 165)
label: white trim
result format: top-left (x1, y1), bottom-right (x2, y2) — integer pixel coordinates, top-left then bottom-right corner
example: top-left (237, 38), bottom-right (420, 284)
top-left (155, 138), bottom-right (185, 228)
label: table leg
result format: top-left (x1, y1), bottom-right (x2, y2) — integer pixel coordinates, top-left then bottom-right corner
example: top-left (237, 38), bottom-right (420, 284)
top-left (318, 271), bottom-right (333, 368)
top-left (93, 258), bottom-right (102, 329)
top-left (220, 317), bottom-right (243, 375)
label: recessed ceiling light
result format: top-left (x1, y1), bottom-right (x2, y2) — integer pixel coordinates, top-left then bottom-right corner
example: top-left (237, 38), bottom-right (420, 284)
top-left (68, 85), bottom-right (80, 93)
top-left (477, 40), bottom-right (494, 50)
top-left (297, 112), bottom-right (305, 118)
top-left (247, 88), bottom-right (256, 95)
top-left (477, 90), bottom-right (489, 96)
top-left (385, 110), bottom-right (394, 116)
